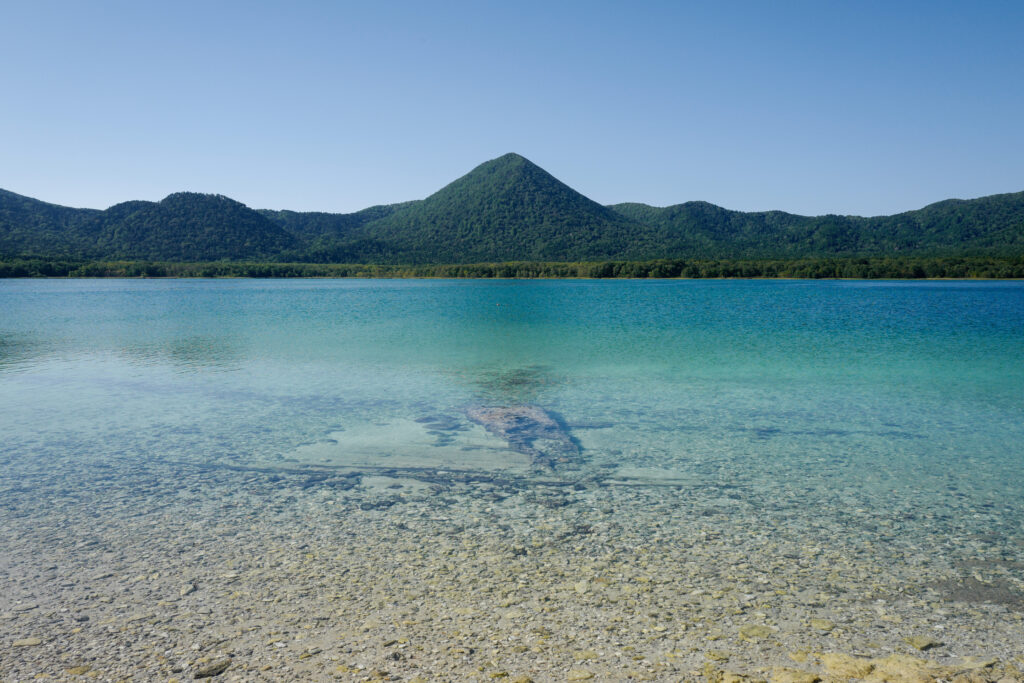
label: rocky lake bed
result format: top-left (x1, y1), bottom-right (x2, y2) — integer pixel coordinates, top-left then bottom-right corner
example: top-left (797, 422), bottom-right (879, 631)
top-left (2, 451), bottom-right (1022, 682)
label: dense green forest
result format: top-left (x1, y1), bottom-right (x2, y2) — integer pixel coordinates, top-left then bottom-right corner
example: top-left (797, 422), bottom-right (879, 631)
top-left (2, 153), bottom-right (1023, 268)
top-left (0, 190), bottom-right (296, 261)
top-left (335, 153), bottom-right (651, 262)
top-left (2, 256), bottom-right (1021, 279)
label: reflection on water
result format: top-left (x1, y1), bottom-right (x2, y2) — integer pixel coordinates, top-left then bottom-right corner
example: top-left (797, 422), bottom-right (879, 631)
top-left (468, 364), bottom-right (561, 404)
top-left (121, 335), bottom-right (243, 371)
top-left (0, 333), bottom-right (41, 371)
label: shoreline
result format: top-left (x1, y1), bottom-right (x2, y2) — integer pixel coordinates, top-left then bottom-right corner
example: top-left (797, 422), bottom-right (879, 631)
top-left (3, 455), bottom-right (1021, 682)
top-left (2, 255), bottom-right (1023, 280)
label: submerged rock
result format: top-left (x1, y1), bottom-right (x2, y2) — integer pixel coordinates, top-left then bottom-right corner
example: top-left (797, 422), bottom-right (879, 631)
top-left (904, 635), bottom-right (942, 651)
top-left (769, 668), bottom-right (820, 683)
top-left (194, 658), bottom-right (231, 678)
top-left (738, 624), bottom-right (774, 641)
top-left (809, 618), bottom-right (835, 632)
top-left (466, 405), bottom-right (580, 469)
top-left (819, 653), bottom-right (873, 679)
top-left (12, 637), bottom-right (42, 647)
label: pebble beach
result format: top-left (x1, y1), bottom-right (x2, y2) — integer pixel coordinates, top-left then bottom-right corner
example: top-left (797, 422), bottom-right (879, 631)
top-left (3, 451), bottom-right (1022, 682)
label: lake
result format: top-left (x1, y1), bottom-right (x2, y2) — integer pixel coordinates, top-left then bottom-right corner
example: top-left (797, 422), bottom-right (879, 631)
top-left (1, 279), bottom-right (1022, 680)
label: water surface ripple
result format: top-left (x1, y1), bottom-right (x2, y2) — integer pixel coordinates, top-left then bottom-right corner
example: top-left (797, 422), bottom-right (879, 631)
top-left (1, 279), bottom-right (1022, 679)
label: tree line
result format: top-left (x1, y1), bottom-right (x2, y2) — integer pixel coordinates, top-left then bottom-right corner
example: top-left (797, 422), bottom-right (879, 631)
top-left (2, 256), bottom-right (1022, 279)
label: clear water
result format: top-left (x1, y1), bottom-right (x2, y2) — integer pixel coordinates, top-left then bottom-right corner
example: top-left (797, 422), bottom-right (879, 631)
top-left (3, 279), bottom-right (1021, 487)
top-left (2, 279), bottom-right (1023, 669)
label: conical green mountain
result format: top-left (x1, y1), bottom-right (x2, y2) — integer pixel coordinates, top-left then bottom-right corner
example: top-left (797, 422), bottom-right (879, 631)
top-left (1, 154), bottom-right (1023, 263)
top-left (342, 153), bottom-right (651, 263)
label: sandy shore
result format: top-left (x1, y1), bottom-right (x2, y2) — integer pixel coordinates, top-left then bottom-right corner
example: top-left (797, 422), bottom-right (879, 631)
top-left (2, 453), bottom-right (1022, 682)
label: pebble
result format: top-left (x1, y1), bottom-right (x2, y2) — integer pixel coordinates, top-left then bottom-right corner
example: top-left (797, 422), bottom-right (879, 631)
top-left (819, 653), bottom-right (873, 679)
top-left (770, 668), bottom-right (821, 683)
top-left (905, 635), bottom-right (942, 651)
top-left (809, 618), bottom-right (835, 632)
top-left (739, 625), bottom-right (774, 640)
top-left (193, 658), bottom-right (232, 678)
top-left (12, 637), bottom-right (42, 647)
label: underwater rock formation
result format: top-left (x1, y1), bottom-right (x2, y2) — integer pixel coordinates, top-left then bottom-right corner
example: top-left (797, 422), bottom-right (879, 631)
top-left (466, 405), bottom-right (580, 470)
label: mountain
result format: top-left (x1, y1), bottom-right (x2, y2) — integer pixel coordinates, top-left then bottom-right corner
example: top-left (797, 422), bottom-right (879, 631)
top-left (257, 202), bottom-right (413, 242)
top-left (333, 153), bottom-right (652, 263)
top-left (609, 193), bottom-right (1024, 258)
top-left (257, 202), bottom-right (417, 263)
top-left (0, 189), bottom-right (102, 257)
top-left (1, 191), bottom-right (296, 261)
top-left (92, 193), bottom-right (298, 261)
top-left (2, 154), bottom-right (1023, 263)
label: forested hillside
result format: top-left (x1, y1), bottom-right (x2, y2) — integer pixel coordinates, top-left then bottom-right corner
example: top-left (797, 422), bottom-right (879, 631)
top-left (2, 154), bottom-right (1022, 264)
top-left (333, 153), bottom-right (650, 262)
top-left (609, 192), bottom-right (1024, 258)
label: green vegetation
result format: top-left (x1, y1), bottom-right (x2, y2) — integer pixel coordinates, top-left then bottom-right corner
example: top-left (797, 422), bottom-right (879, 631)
top-left (2, 153), bottom-right (1023, 268)
top-left (0, 188), bottom-right (103, 258)
top-left (331, 153), bottom-right (651, 263)
top-left (609, 192), bottom-right (1024, 259)
top-left (2, 256), bottom-right (1021, 279)
top-left (0, 191), bottom-right (295, 261)
top-left (93, 193), bottom-right (297, 260)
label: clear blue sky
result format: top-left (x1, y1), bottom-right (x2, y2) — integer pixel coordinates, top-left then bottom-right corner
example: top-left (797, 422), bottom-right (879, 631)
top-left (2, 1), bottom-right (1022, 216)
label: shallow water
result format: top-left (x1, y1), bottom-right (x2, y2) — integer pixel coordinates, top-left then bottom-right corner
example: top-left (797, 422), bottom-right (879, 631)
top-left (1, 279), bottom-right (1023, 679)
top-left (3, 279), bottom-right (1022, 490)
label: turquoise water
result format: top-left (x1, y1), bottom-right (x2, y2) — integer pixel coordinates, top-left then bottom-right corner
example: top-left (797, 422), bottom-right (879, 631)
top-left (3, 278), bottom-right (1023, 544)
top-left (3, 279), bottom-right (1024, 674)
top-left (3, 280), bottom-right (1022, 489)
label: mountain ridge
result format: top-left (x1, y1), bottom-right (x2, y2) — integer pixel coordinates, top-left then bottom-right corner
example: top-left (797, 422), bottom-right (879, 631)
top-left (2, 154), bottom-right (1023, 263)
top-left (339, 153), bottom-right (655, 263)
